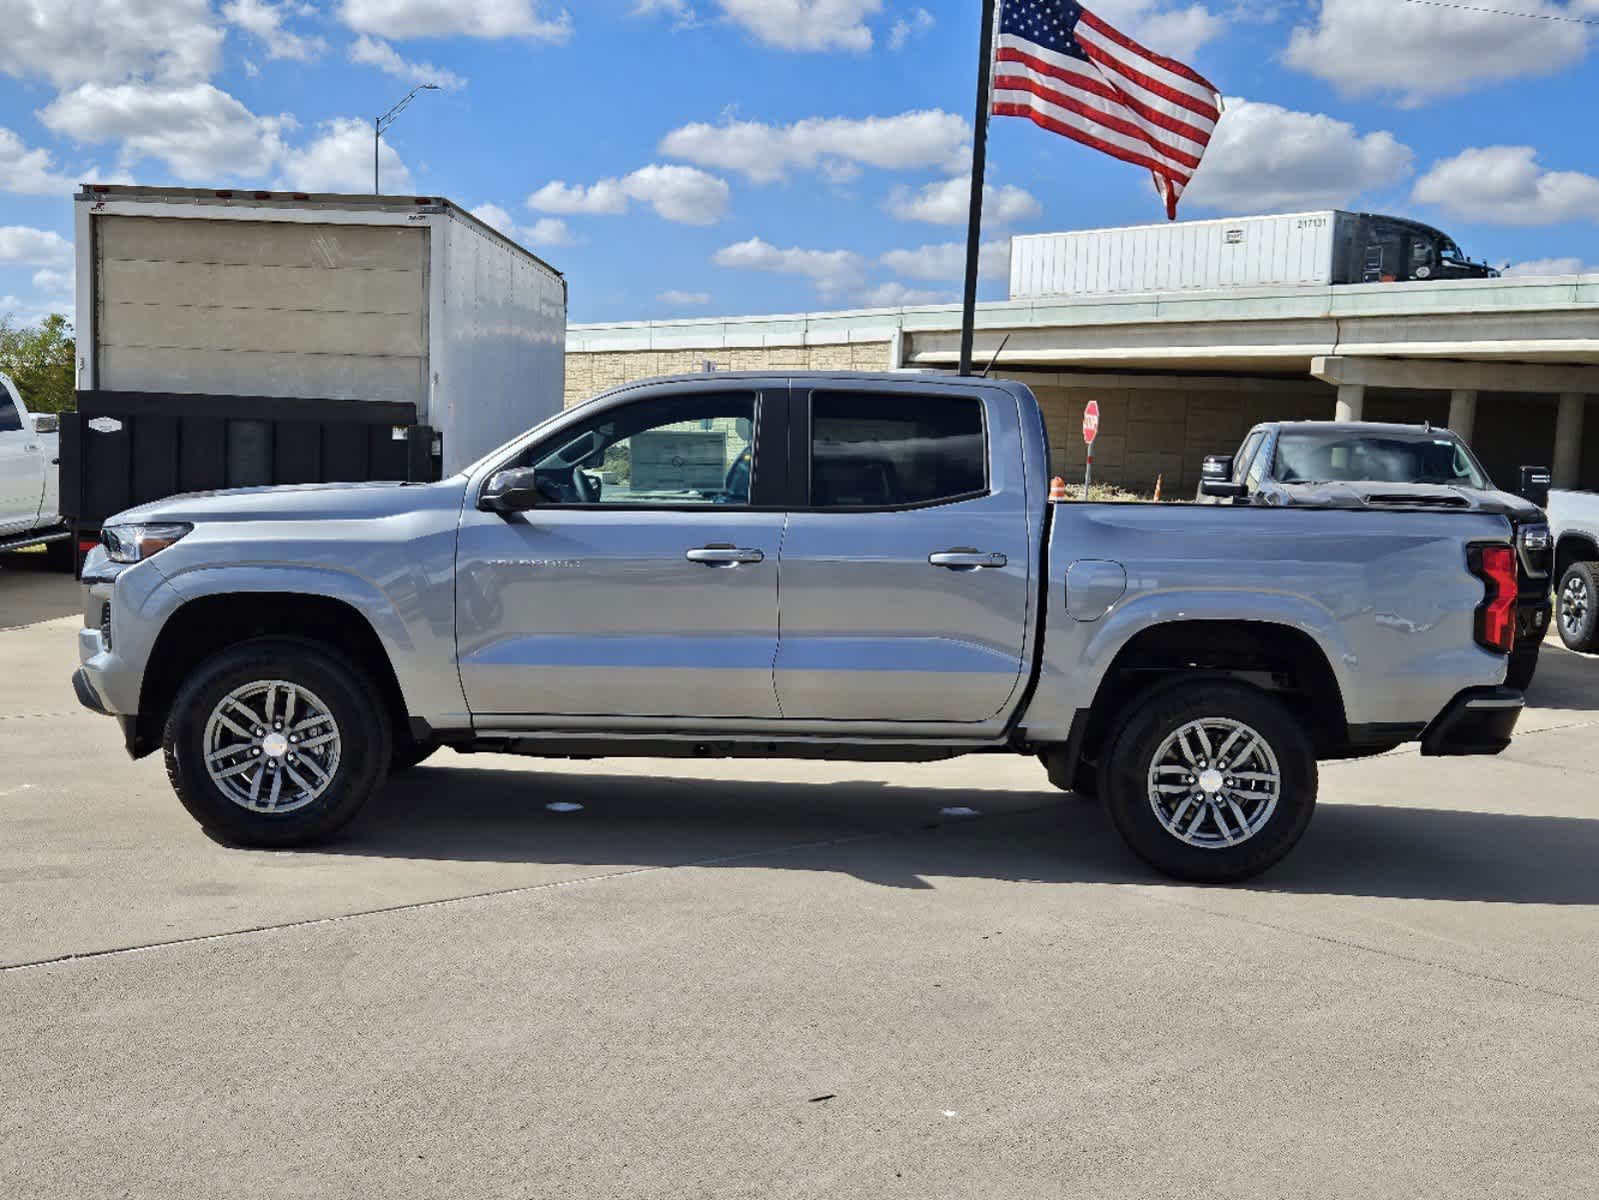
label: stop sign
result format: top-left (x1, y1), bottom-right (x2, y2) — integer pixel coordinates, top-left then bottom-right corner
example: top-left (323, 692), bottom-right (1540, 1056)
top-left (1083, 400), bottom-right (1100, 445)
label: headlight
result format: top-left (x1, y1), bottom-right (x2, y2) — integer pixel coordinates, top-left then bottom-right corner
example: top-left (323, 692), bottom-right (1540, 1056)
top-left (1520, 525), bottom-right (1551, 552)
top-left (102, 523), bottom-right (192, 564)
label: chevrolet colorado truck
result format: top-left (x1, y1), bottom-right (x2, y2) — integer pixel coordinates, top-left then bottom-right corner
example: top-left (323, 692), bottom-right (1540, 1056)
top-left (73, 373), bottom-right (1525, 883)
top-left (1199, 420), bottom-right (1552, 690)
top-left (0, 372), bottom-right (71, 567)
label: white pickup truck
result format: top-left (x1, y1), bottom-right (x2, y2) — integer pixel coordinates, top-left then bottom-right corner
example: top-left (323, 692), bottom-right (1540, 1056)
top-left (1549, 489), bottom-right (1599, 652)
top-left (0, 372), bottom-right (71, 566)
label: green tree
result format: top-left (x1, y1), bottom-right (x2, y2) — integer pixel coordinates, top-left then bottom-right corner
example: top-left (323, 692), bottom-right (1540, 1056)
top-left (0, 313), bottom-right (77, 414)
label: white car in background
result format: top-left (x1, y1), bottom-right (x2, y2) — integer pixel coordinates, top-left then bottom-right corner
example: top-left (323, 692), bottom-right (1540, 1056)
top-left (1549, 490), bottom-right (1599, 653)
top-left (0, 372), bottom-right (71, 567)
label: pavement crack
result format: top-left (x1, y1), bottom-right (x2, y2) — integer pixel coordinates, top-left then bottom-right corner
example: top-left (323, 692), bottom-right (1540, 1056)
top-left (0, 829), bottom-right (892, 975)
top-left (1135, 889), bottom-right (1598, 1010)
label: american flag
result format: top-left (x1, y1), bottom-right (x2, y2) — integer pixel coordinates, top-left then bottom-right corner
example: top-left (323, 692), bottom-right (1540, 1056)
top-left (991, 0), bottom-right (1222, 219)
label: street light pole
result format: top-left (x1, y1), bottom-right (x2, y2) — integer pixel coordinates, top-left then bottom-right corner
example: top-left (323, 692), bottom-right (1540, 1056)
top-left (373, 83), bottom-right (441, 194)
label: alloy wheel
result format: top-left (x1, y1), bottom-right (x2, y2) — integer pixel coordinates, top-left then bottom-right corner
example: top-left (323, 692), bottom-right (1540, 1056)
top-left (1147, 717), bottom-right (1281, 849)
top-left (202, 680), bottom-right (342, 814)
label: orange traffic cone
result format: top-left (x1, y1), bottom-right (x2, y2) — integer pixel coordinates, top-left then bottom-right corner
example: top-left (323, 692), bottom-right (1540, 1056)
top-left (1049, 476), bottom-right (1068, 502)
top-left (1153, 474), bottom-right (1164, 503)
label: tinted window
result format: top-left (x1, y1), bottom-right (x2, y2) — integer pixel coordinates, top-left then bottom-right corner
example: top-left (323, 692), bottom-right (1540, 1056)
top-left (523, 391), bottom-right (756, 507)
top-left (1274, 432), bottom-right (1489, 488)
top-left (0, 391), bottom-right (18, 432)
top-left (810, 391), bottom-right (985, 509)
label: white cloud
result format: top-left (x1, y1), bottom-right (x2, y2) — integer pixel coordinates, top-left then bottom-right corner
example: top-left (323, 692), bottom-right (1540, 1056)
top-left (223, 0), bottom-right (328, 62)
top-left (880, 239), bottom-right (1011, 282)
top-left (0, 0), bottom-right (223, 88)
top-left (32, 268), bottom-right (75, 297)
top-left (1284, 0), bottom-right (1592, 105)
top-left (887, 176), bottom-right (1040, 226)
top-left (470, 203), bottom-right (517, 234)
top-left (859, 281), bottom-right (948, 306)
top-left (526, 217), bottom-right (573, 246)
top-left (0, 129), bottom-right (77, 196)
top-left (279, 117), bottom-right (412, 193)
top-left (338, 0), bottom-right (572, 41)
top-left (1504, 257), bottom-right (1598, 276)
top-left (659, 289), bottom-right (712, 306)
top-left (712, 237), bottom-right (866, 297)
top-left (1414, 146), bottom-right (1599, 226)
top-left (636, 0), bottom-right (699, 30)
top-left (1091, 0), bottom-right (1226, 59)
top-left (1181, 98), bottom-right (1413, 212)
top-left (717, 0), bottom-right (881, 51)
top-left (41, 83), bottom-right (292, 183)
top-left (528, 179), bottom-right (629, 216)
top-left (529, 166), bottom-right (730, 225)
top-left (0, 227), bottom-right (72, 267)
top-left (349, 35), bottom-right (466, 87)
top-left (661, 110), bottom-right (969, 184)
top-left (887, 7), bottom-right (933, 50)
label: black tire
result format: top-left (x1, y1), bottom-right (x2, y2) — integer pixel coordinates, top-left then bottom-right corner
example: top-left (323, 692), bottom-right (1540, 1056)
top-left (1101, 681), bottom-right (1317, 884)
top-left (1556, 562), bottom-right (1599, 653)
top-left (1040, 750), bottom-right (1098, 798)
top-left (163, 638), bottom-right (392, 847)
top-left (391, 738), bottom-right (440, 773)
top-left (1506, 637), bottom-right (1542, 692)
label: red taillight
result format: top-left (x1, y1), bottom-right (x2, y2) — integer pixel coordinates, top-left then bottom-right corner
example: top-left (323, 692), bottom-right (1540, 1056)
top-left (1470, 544), bottom-right (1518, 654)
top-left (78, 538), bottom-right (99, 554)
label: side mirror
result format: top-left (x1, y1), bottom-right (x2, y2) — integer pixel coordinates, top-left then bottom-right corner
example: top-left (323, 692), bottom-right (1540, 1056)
top-left (1200, 454), bottom-right (1234, 482)
top-left (31, 413), bottom-right (59, 435)
top-left (1200, 479), bottom-right (1249, 500)
top-left (1517, 466), bottom-right (1551, 510)
top-left (480, 468), bottom-right (543, 513)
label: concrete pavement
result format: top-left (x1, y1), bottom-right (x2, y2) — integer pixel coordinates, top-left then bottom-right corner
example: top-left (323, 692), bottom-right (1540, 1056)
top-left (3, 564), bottom-right (1597, 1198)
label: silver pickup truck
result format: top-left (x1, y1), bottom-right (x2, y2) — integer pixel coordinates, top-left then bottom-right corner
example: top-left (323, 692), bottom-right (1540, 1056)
top-left (73, 373), bottom-right (1526, 882)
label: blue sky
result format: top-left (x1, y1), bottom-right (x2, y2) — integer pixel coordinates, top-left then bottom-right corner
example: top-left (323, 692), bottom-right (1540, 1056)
top-left (1, 0), bottom-right (1597, 326)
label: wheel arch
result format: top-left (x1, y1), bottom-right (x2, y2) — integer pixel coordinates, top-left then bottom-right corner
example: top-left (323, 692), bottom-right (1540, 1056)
top-left (133, 591), bottom-right (411, 760)
top-left (1554, 532), bottom-right (1599, 581)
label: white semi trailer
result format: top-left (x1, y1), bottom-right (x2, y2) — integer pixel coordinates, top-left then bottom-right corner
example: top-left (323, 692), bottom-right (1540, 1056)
top-left (1009, 211), bottom-right (1497, 300)
top-left (64, 185), bottom-right (567, 555)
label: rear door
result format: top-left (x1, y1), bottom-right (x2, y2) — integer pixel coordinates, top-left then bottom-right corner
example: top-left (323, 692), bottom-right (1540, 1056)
top-left (774, 381), bottom-right (1034, 724)
top-left (0, 381), bottom-right (42, 535)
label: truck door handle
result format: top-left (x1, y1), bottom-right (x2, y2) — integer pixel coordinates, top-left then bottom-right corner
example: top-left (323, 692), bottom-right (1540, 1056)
top-left (686, 545), bottom-right (765, 567)
top-left (929, 549), bottom-right (1008, 570)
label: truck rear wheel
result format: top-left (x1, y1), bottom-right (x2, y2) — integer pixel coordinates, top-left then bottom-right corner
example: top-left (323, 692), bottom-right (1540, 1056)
top-left (163, 638), bottom-right (392, 847)
top-left (1556, 562), bottom-right (1599, 653)
top-left (1101, 682), bottom-right (1317, 883)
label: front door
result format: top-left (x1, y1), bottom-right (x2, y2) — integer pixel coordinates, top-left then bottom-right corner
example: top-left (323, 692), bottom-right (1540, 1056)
top-left (456, 382), bottom-right (787, 720)
top-left (774, 383), bottom-right (1034, 725)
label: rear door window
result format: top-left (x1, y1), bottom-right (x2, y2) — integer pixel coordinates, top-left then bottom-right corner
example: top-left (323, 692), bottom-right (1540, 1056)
top-left (808, 391), bottom-right (986, 509)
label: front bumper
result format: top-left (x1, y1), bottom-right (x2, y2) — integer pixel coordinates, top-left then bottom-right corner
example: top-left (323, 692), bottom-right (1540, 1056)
top-left (1420, 686), bottom-right (1524, 757)
top-left (1517, 598), bottom-right (1552, 646)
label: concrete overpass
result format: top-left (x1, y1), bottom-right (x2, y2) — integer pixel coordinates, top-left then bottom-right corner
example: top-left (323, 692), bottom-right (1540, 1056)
top-left (566, 274), bottom-right (1599, 494)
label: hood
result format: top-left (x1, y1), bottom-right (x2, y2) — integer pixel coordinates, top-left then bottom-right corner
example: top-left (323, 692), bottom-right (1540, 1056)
top-left (1275, 480), bottom-right (1544, 523)
top-left (107, 478), bottom-right (469, 526)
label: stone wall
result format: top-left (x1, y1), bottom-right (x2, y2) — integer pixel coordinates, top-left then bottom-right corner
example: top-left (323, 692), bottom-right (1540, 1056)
top-left (565, 342), bottom-right (895, 408)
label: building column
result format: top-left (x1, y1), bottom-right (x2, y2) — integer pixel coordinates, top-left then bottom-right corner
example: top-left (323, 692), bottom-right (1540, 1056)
top-left (1554, 393), bottom-right (1587, 489)
top-left (1447, 389), bottom-right (1477, 442)
top-left (1334, 384), bottom-right (1365, 423)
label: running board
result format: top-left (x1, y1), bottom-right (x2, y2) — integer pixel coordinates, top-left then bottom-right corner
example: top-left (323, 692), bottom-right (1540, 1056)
top-left (460, 730), bottom-right (1008, 763)
top-left (0, 527), bottom-right (70, 555)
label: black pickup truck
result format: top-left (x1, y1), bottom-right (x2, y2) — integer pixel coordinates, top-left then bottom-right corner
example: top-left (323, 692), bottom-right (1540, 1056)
top-left (1199, 421), bottom-right (1553, 690)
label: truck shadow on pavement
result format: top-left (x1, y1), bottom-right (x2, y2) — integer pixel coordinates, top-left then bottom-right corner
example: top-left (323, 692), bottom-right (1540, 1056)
top-left (0, 557), bottom-right (80, 628)
top-left (339, 763), bottom-right (1599, 906)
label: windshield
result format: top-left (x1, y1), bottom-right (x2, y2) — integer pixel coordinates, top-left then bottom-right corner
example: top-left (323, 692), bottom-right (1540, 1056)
top-left (1274, 431), bottom-right (1491, 489)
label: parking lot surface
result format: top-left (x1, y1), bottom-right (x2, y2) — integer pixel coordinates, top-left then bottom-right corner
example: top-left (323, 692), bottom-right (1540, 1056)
top-left (3, 561), bottom-right (1598, 1198)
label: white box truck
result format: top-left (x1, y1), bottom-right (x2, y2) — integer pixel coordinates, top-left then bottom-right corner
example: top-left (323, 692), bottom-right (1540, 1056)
top-left (64, 184), bottom-right (566, 555)
top-left (1009, 211), bottom-right (1497, 300)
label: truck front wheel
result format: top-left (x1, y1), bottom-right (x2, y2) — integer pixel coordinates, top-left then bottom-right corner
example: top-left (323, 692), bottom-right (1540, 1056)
top-left (163, 638), bottom-right (392, 847)
top-left (1101, 682), bottom-right (1317, 883)
top-left (1556, 562), bottom-right (1599, 653)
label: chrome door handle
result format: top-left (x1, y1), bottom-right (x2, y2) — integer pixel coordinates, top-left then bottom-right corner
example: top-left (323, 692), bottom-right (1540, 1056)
top-left (929, 549), bottom-right (1007, 570)
top-left (686, 545), bottom-right (765, 567)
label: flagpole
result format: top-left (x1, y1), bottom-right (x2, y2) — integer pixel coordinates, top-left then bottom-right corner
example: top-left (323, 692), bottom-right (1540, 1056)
top-left (958, 0), bottom-right (998, 377)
